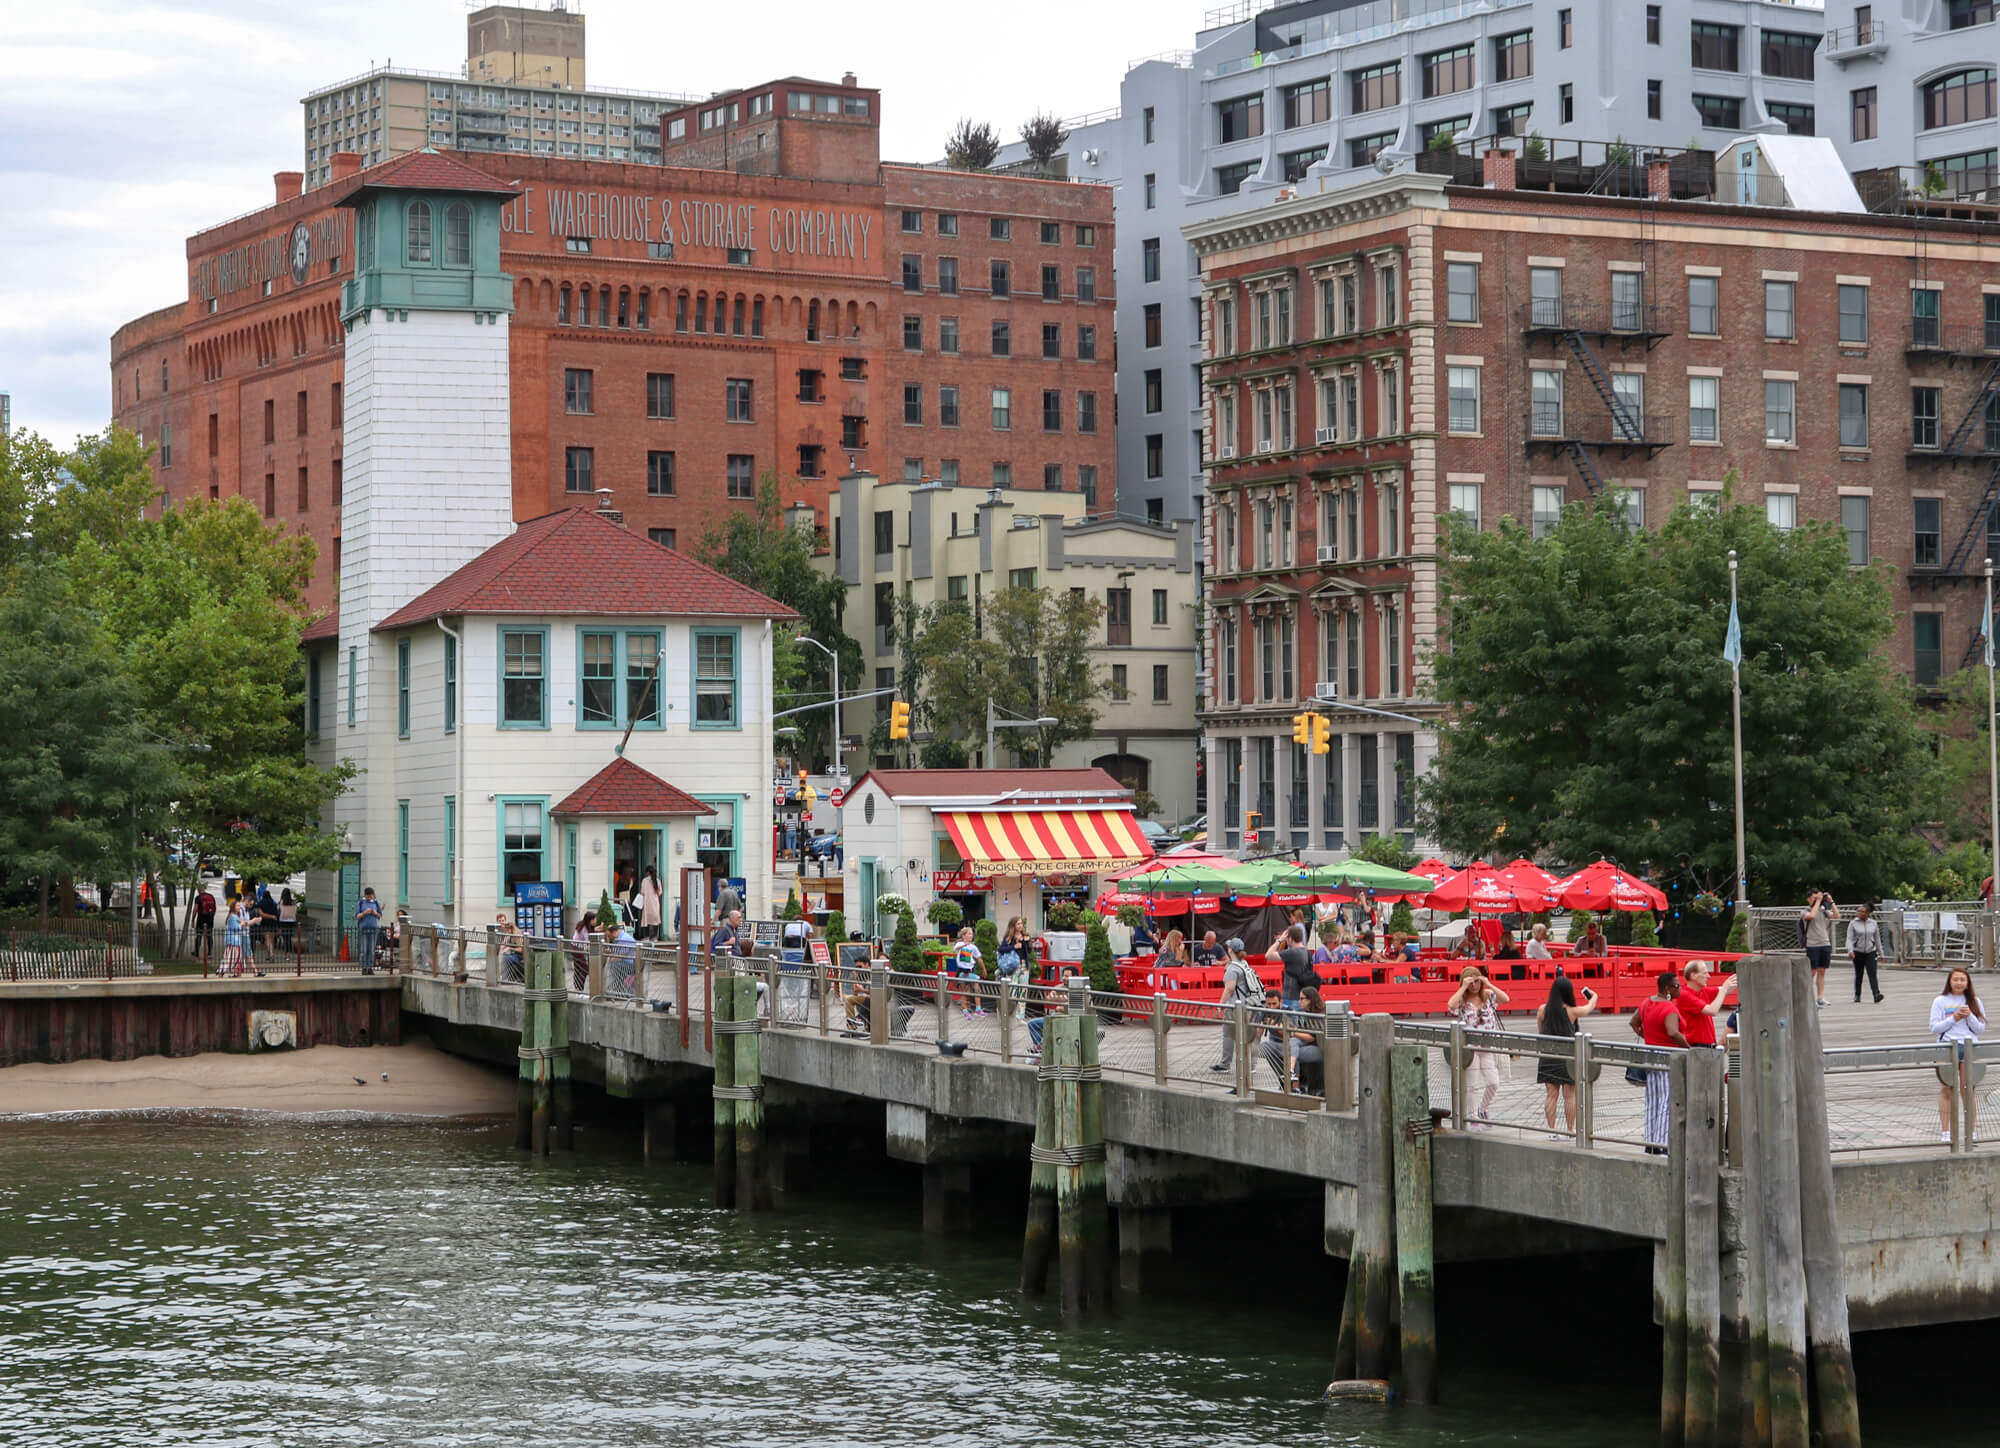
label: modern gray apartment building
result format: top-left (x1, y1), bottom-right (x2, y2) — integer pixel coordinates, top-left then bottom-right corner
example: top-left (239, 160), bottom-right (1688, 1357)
top-left (999, 0), bottom-right (1997, 527)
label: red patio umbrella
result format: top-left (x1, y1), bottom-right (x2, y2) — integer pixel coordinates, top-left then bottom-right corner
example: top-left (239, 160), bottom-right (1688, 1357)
top-left (1425, 863), bottom-right (1551, 914)
top-left (1551, 860), bottom-right (1668, 913)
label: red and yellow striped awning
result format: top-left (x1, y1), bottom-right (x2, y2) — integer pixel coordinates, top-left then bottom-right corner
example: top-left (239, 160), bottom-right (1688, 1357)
top-left (939, 809), bottom-right (1152, 875)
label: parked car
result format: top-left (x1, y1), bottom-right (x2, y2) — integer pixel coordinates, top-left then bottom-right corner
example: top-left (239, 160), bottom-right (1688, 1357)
top-left (807, 830), bottom-right (842, 860)
top-left (1135, 819), bottom-right (1176, 851)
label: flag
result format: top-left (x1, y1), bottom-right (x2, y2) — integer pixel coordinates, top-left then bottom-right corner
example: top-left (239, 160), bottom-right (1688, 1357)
top-left (1723, 598), bottom-right (1742, 667)
top-left (1984, 591), bottom-right (1994, 669)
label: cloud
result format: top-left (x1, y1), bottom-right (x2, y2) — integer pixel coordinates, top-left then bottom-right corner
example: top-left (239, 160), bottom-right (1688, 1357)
top-left (2, 0), bottom-right (1179, 446)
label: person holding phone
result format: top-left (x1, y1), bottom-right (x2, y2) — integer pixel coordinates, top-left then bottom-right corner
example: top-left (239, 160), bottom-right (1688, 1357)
top-left (1931, 968), bottom-right (1987, 1143)
top-left (1536, 975), bottom-right (1597, 1138)
top-left (1800, 890), bottom-right (1838, 1008)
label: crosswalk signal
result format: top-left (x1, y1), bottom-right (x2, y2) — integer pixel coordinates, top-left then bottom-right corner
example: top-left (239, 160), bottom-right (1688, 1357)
top-left (1291, 712), bottom-right (1312, 745)
top-left (1311, 714), bottom-right (1332, 755)
top-left (888, 700), bottom-right (912, 741)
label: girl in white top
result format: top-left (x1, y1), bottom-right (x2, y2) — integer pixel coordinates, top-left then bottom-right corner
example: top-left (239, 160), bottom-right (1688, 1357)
top-left (1930, 968), bottom-right (1987, 1142)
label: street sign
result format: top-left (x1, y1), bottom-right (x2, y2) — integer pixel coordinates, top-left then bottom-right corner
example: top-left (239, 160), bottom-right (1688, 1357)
top-left (839, 737), bottom-right (860, 754)
top-left (828, 786), bottom-right (845, 807)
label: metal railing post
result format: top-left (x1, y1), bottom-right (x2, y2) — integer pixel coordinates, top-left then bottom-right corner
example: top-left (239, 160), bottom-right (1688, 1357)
top-left (1725, 1033), bottom-right (1743, 1168)
top-left (1324, 1002), bottom-right (1353, 1112)
top-left (1152, 992), bottom-right (1169, 1085)
top-left (586, 941), bottom-right (605, 999)
top-left (1233, 999), bottom-right (1252, 1098)
top-left (1950, 1041), bottom-right (1966, 1154)
top-left (869, 964), bottom-right (888, 1046)
top-left (816, 962), bottom-right (830, 1036)
top-left (1574, 1033), bottom-right (1595, 1149)
top-left (1448, 1021), bottom-right (1468, 1130)
top-left (1000, 979), bottom-right (1016, 1062)
top-left (935, 968), bottom-right (953, 1042)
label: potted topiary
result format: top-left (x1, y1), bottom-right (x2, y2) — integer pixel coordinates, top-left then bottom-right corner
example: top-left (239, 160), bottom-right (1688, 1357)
top-left (596, 890), bottom-right (619, 932)
top-left (1631, 909), bottom-right (1660, 948)
top-left (1082, 911), bottom-right (1120, 1016)
top-left (1724, 908), bottom-right (1749, 954)
top-left (1042, 899), bottom-right (1087, 967)
top-left (1387, 899), bottom-right (1417, 938)
top-left (825, 908), bottom-right (848, 947)
top-left (974, 916), bottom-right (1000, 978)
top-left (889, 904), bottom-right (924, 978)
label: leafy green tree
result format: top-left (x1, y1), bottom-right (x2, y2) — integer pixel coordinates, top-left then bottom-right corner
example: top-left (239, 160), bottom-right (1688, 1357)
top-left (697, 474), bottom-right (859, 770)
top-left (0, 427), bottom-right (158, 574)
top-left (69, 497), bottom-right (353, 946)
top-left (1353, 834), bottom-right (1418, 871)
top-left (1387, 900), bottom-right (1417, 936)
top-left (0, 563), bottom-right (178, 927)
top-left (1724, 909), bottom-right (1748, 953)
top-left (944, 118), bottom-right (1001, 170)
top-left (1631, 910), bottom-right (1660, 948)
top-left (1420, 485), bottom-right (1934, 903)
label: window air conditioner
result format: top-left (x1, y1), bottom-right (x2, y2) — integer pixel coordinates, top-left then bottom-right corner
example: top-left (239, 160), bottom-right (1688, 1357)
top-left (1316, 544), bottom-right (1338, 563)
top-left (1257, 437), bottom-right (1274, 453)
top-left (1220, 445), bottom-right (1238, 459)
top-left (1314, 681), bottom-right (1340, 701)
top-left (1315, 426), bottom-right (1338, 444)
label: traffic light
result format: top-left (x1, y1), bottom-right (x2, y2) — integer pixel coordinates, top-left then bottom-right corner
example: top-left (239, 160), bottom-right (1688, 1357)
top-left (888, 700), bottom-right (912, 741)
top-left (1311, 714), bottom-right (1332, 755)
top-left (1291, 712), bottom-right (1312, 745)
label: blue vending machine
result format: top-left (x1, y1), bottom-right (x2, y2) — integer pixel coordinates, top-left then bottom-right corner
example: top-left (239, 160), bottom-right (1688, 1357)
top-left (514, 881), bottom-right (565, 939)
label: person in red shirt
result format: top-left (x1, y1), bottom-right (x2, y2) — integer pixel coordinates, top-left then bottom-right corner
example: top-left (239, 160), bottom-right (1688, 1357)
top-left (1631, 972), bottom-right (1689, 1153)
top-left (1675, 960), bottom-right (1737, 1048)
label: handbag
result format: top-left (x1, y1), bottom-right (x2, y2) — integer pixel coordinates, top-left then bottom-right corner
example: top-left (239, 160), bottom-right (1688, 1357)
top-left (1625, 1064), bottom-right (1653, 1086)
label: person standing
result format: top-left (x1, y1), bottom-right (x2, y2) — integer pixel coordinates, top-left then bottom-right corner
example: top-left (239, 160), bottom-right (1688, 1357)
top-left (1536, 975), bottom-right (1598, 1138)
top-left (1800, 891), bottom-right (1837, 1007)
top-left (1632, 972), bottom-right (1690, 1153)
top-left (193, 885), bottom-right (217, 961)
top-left (638, 866), bottom-right (664, 943)
top-left (717, 879), bottom-right (744, 918)
top-left (997, 916), bottom-right (1033, 981)
top-left (1849, 904), bottom-right (1884, 1004)
top-left (1675, 960), bottom-right (1736, 1048)
top-left (220, 899), bottom-right (250, 976)
top-left (354, 888), bottom-right (383, 974)
top-left (1278, 925), bottom-right (1317, 1009)
top-left (1931, 968), bottom-right (1987, 1143)
top-left (1447, 968), bottom-right (1512, 1129)
top-left (1212, 938), bottom-right (1263, 1072)
top-left (277, 888), bottom-right (298, 954)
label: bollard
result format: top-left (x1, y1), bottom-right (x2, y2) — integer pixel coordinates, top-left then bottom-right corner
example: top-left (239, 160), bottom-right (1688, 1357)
top-left (586, 940), bottom-right (605, 1000)
top-left (1574, 1034), bottom-right (1595, 1148)
top-left (1447, 1021), bottom-right (1468, 1129)
top-left (1324, 1002), bottom-right (1354, 1112)
top-left (999, 979), bottom-right (1016, 1062)
top-left (1152, 993), bottom-right (1169, 1086)
top-left (936, 968), bottom-right (953, 1044)
top-left (1233, 998), bottom-right (1252, 1098)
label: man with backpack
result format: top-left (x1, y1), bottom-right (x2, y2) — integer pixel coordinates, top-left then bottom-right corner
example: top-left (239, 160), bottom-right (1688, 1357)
top-left (1212, 938), bottom-right (1265, 1072)
top-left (193, 886), bottom-right (218, 961)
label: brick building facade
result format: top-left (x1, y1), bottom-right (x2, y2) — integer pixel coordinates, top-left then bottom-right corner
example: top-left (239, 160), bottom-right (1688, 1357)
top-left (1188, 154), bottom-right (2000, 860)
top-left (110, 76), bottom-right (1115, 616)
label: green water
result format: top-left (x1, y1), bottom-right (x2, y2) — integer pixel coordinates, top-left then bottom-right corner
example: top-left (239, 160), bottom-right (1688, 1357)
top-left (0, 1117), bottom-right (1973, 1446)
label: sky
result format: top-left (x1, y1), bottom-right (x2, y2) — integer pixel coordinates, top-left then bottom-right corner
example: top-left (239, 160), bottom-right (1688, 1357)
top-left (0, 0), bottom-right (1201, 449)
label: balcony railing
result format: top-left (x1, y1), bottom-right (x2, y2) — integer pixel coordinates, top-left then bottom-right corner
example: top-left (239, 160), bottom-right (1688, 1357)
top-left (1527, 410), bottom-right (1676, 448)
top-left (1906, 320), bottom-right (2000, 355)
top-left (1518, 298), bottom-right (1677, 338)
top-left (1821, 21), bottom-right (1885, 55)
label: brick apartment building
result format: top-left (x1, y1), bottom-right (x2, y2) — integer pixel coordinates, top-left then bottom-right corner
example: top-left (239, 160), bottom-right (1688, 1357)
top-left (1188, 141), bottom-right (2000, 859)
top-left (109, 74), bottom-right (1115, 615)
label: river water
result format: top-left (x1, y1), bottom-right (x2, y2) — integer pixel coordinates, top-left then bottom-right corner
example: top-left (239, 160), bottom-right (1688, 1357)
top-left (0, 1116), bottom-right (1977, 1447)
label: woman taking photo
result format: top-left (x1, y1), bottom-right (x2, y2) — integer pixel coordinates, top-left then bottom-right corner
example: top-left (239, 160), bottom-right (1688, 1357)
top-left (1446, 968), bottom-right (1511, 1128)
top-left (1535, 974), bottom-right (1598, 1138)
top-left (1931, 967), bottom-right (1987, 1143)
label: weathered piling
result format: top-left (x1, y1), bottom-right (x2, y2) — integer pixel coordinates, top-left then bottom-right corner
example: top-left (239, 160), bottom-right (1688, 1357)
top-left (516, 946), bottom-right (571, 1154)
top-left (1784, 957), bottom-right (1861, 1448)
top-left (712, 968), bottom-right (737, 1209)
top-left (732, 973), bottom-right (770, 1211)
top-left (1020, 1013), bottom-right (1060, 1296)
top-left (1019, 997), bottom-right (1110, 1318)
top-left (1681, 1047), bottom-right (1725, 1448)
top-left (1735, 963), bottom-right (1772, 1448)
top-left (1333, 1014), bottom-right (1397, 1384)
top-left (1074, 990), bottom-right (1114, 1310)
top-left (1660, 1050), bottom-right (1690, 1448)
top-left (1388, 1037), bottom-right (1436, 1405)
top-left (1759, 1009), bottom-right (1810, 1448)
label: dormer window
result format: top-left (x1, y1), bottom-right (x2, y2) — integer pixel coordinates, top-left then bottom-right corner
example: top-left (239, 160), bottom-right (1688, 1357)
top-left (445, 202), bottom-right (470, 266)
top-left (407, 200), bottom-right (433, 265)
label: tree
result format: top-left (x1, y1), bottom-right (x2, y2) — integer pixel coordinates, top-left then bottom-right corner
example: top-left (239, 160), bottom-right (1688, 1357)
top-left (1353, 834), bottom-right (1418, 872)
top-left (889, 905), bottom-right (923, 976)
top-left (69, 497), bottom-right (354, 945)
top-left (944, 119), bottom-right (1001, 171)
top-left (1082, 911), bottom-right (1117, 995)
top-left (1419, 484), bottom-right (1934, 904)
top-left (697, 474), bottom-right (859, 770)
top-left (0, 563), bottom-right (179, 928)
top-left (1387, 900), bottom-right (1417, 936)
top-left (974, 916), bottom-right (999, 976)
top-left (0, 427), bottom-right (157, 575)
top-left (982, 585), bottom-right (1106, 765)
top-left (1631, 910), bottom-right (1660, 948)
top-left (1020, 113), bottom-right (1070, 168)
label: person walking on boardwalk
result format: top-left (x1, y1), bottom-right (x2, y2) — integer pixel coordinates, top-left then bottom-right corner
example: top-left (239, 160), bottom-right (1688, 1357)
top-left (1800, 890), bottom-right (1837, 1007)
top-left (1536, 975), bottom-right (1598, 1137)
top-left (193, 885), bottom-right (217, 961)
top-left (1211, 938), bottom-right (1263, 1072)
top-left (1632, 972), bottom-right (1689, 1153)
top-left (220, 897), bottom-right (251, 976)
top-left (1447, 967), bottom-right (1511, 1129)
top-left (1849, 903), bottom-right (1884, 1004)
top-left (1931, 967), bottom-right (1987, 1143)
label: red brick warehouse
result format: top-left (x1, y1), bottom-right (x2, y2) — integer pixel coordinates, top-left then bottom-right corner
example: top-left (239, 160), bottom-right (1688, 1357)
top-left (1188, 141), bottom-right (2000, 858)
top-left (111, 73), bottom-right (1116, 616)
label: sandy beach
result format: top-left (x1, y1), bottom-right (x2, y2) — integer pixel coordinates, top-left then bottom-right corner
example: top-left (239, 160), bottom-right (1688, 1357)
top-left (0, 1040), bottom-right (515, 1117)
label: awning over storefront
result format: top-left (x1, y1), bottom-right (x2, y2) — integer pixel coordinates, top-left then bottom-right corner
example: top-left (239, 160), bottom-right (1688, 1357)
top-left (939, 809), bottom-right (1151, 875)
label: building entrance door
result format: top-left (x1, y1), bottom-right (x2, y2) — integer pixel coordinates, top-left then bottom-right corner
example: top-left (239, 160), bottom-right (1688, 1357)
top-left (612, 827), bottom-right (659, 924)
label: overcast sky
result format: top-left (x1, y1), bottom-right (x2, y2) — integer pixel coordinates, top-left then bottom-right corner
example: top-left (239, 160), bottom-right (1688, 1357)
top-left (0, 0), bottom-right (1199, 448)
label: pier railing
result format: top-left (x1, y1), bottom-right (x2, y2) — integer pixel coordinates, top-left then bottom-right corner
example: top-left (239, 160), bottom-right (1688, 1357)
top-left (397, 925), bottom-right (2000, 1160)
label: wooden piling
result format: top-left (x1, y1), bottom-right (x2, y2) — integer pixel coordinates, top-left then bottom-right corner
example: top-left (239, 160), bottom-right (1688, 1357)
top-left (1759, 1009), bottom-right (1811, 1448)
top-left (1784, 957), bottom-right (1861, 1448)
top-left (1682, 1047), bottom-right (1726, 1448)
top-left (732, 973), bottom-right (769, 1211)
top-left (1020, 1008), bottom-right (1060, 1297)
top-left (1388, 1038), bottom-right (1436, 1405)
top-left (712, 967), bottom-right (737, 1209)
top-left (1049, 1012), bottom-right (1088, 1318)
top-left (1345, 1014), bottom-right (1397, 1384)
top-left (1660, 1050), bottom-right (1690, 1448)
top-left (516, 947), bottom-right (569, 1155)
top-left (1735, 964), bottom-right (1772, 1448)
top-left (1076, 997), bottom-right (1114, 1310)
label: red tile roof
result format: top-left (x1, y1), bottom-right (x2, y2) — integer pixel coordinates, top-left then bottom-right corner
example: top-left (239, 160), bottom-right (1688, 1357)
top-left (337, 147), bottom-right (520, 202)
top-left (374, 508), bottom-right (798, 630)
top-left (554, 757), bottom-right (716, 817)
top-left (301, 611), bottom-right (340, 643)
top-left (850, 768), bottom-right (1135, 804)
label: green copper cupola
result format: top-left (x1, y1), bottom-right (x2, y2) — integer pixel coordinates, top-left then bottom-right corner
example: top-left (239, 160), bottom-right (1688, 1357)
top-left (338, 149), bottom-right (516, 322)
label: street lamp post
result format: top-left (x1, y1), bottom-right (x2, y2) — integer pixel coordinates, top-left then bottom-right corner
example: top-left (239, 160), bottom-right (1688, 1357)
top-left (794, 635), bottom-right (841, 784)
top-left (986, 697), bottom-right (1060, 766)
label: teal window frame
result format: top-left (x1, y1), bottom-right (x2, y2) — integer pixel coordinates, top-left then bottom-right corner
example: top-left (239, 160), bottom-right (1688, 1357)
top-left (397, 800), bottom-right (410, 906)
top-left (347, 647), bottom-right (357, 726)
top-left (496, 795), bottom-right (551, 901)
top-left (396, 637), bottom-right (411, 739)
top-left (691, 627), bottom-right (742, 730)
top-left (694, 794), bottom-right (742, 878)
top-left (443, 632), bottom-right (457, 734)
top-left (307, 649), bottom-right (322, 736)
top-left (573, 627), bottom-right (664, 730)
top-left (499, 627), bottom-right (550, 730)
top-left (564, 825), bottom-right (579, 903)
top-left (443, 795), bottom-right (456, 906)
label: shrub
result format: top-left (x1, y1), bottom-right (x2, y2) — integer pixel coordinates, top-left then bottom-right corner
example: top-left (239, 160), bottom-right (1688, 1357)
top-left (826, 908), bottom-right (848, 946)
top-left (1115, 905), bottom-right (1144, 929)
top-left (944, 118), bottom-right (1001, 171)
top-left (1630, 910), bottom-right (1660, 948)
top-left (1082, 912), bottom-right (1118, 994)
top-left (1569, 909), bottom-right (1594, 939)
top-left (1387, 900), bottom-right (1416, 936)
top-left (1044, 900), bottom-right (1084, 931)
top-left (974, 916), bottom-right (999, 976)
top-left (596, 890), bottom-right (619, 931)
top-left (1523, 131), bottom-right (1547, 161)
top-left (889, 906), bottom-right (924, 976)
top-left (1724, 908), bottom-right (1748, 953)
top-left (782, 889), bottom-right (803, 922)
